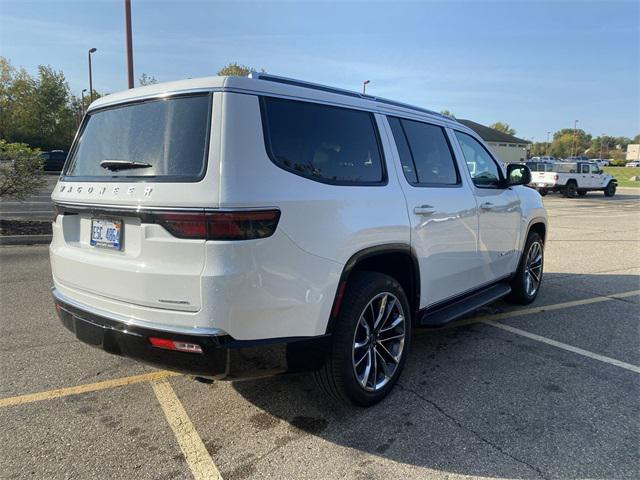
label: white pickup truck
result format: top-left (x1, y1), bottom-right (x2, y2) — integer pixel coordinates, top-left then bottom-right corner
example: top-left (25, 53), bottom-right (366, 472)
top-left (530, 161), bottom-right (617, 197)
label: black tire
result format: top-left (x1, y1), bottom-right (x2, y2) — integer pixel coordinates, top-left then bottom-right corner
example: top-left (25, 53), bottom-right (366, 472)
top-left (604, 181), bottom-right (616, 197)
top-left (577, 189), bottom-right (587, 196)
top-left (506, 231), bottom-right (544, 305)
top-left (538, 188), bottom-right (548, 196)
top-left (563, 182), bottom-right (578, 198)
top-left (313, 272), bottom-right (411, 406)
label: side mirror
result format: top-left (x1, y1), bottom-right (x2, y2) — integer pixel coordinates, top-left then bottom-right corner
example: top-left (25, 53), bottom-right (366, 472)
top-left (506, 164), bottom-right (531, 186)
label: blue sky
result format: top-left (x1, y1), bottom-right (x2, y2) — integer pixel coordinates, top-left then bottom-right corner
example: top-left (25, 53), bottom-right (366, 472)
top-left (1, 0), bottom-right (638, 141)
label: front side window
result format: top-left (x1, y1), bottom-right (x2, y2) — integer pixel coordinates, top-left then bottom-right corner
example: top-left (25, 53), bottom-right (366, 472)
top-left (590, 164), bottom-right (600, 174)
top-left (65, 94), bottom-right (211, 181)
top-left (454, 131), bottom-right (503, 187)
top-left (261, 97), bottom-right (384, 185)
top-left (388, 117), bottom-right (459, 186)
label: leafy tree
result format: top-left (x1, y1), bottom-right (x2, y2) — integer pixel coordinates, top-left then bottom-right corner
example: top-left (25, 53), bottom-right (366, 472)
top-left (139, 73), bottom-right (158, 86)
top-left (439, 110), bottom-right (456, 118)
top-left (0, 140), bottom-right (45, 200)
top-left (490, 122), bottom-right (516, 136)
top-left (0, 57), bottom-right (88, 151)
top-left (633, 134), bottom-right (640, 144)
top-left (217, 62), bottom-right (264, 76)
top-left (549, 129), bottom-right (591, 158)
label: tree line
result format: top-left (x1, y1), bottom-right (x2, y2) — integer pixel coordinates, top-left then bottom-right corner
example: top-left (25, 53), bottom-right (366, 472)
top-left (442, 111), bottom-right (638, 161)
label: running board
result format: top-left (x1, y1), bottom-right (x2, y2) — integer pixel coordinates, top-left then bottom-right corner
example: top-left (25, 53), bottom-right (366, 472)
top-left (417, 282), bottom-right (511, 327)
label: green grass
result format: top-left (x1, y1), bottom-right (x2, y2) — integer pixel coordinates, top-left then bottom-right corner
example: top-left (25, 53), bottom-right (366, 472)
top-left (603, 166), bottom-right (640, 188)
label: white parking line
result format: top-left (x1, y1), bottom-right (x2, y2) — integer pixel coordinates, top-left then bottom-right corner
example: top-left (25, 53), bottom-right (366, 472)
top-left (152, 379), bottom-right (223, 480)
top-left (483, 320), bottom-right (640, 374)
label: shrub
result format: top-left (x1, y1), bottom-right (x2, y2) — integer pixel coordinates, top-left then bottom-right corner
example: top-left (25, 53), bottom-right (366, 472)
top-left (0, 140), bottom-right (45, 200)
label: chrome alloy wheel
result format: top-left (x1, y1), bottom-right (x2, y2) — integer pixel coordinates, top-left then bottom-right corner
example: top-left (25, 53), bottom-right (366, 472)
top-left (524, 241), bottom-right (543, 296)
top-left (352, 292), bottom-right (406, 392)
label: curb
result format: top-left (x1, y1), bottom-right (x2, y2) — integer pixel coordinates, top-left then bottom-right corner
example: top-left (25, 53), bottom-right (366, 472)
top-left (0, 235), bottom-right (52, 246)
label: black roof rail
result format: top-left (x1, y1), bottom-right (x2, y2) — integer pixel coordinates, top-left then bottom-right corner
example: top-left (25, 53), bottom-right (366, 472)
top-left (248, 71), bottom-right (455, 122)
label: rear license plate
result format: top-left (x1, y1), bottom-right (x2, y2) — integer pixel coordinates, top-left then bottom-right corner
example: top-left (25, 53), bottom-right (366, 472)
top-left (537, 183), bottom-right (547, 187)
top-left (90, 218), bottom-right (122, 250)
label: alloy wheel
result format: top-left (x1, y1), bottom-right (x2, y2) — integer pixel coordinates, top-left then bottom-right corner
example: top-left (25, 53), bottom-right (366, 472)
top-left (352, 292), bottom-right (406, 392)
top-left (524, 241), bottom-right (543, 296)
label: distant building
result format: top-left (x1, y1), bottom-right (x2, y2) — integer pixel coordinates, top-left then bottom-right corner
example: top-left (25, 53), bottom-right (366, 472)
top-left (458, 119), bottom-right (531, 164)
top-left (626, 144), bottom-right (640, 161)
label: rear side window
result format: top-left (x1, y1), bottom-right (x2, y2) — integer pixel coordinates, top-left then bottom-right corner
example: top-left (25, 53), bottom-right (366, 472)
top-left (65, 94), bottom-right (211, 181)
top-left (387, 117), bottom-right (459, 186)
top-left (261, 97), bottom-right (385, 185)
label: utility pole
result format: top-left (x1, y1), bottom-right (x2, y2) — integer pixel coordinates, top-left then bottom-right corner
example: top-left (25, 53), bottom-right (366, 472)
top-left (124, 0), bottom-right (134, 89)
top-left (600, 134), bottom-right (604, 159)
top-left (571, 119), bottom-right (579, 157)
top-left (362, 80), bottom-right (370, 95)
top-left (81, 88), bottom-right (87, 116)
top-left (88, 48), bottom-right (97, 103)
top-left (546, 131), bottom-right (551, 156)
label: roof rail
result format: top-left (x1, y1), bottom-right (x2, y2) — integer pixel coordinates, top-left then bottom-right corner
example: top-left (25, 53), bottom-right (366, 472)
top-left (247, 71), bottom-right (454, 122)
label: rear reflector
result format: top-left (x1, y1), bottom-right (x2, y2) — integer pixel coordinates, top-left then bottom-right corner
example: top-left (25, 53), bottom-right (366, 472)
top-left (156, 210), bottom-right (280, 240)
top-left (149, 336), bottom-right (203, 354)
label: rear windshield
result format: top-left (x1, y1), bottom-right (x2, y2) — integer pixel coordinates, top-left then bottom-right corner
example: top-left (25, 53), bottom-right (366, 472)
top-left (64, 94), bottom-right (211, 181)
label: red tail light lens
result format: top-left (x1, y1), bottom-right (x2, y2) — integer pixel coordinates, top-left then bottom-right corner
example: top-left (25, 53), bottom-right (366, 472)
top-left (149, 336), bottom-right (203, 354)
top-left (156, 210), bottom-right (280, 240)
top-left (156, 212), bottom-right (209, 239)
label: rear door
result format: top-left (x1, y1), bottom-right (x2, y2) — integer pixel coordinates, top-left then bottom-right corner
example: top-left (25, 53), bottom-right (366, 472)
top-left (589, 163), bottom-right (607, 188)
top-left (578, 163), bottom-right (591, 188)
top-left (452, 130), bottom-right (522, 282)
top-left (50, 93), bottom-right (218, 313)
top-left (384, 116), bottom-right (480, 307)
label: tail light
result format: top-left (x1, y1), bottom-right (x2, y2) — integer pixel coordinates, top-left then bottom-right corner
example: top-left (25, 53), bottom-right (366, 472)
top-left (155, 209), bottom-right (280, 240)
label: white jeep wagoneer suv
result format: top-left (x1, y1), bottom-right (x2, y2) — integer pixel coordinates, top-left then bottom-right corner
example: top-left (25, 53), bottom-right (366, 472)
top-left (50, 73), bottom-right (547, 406)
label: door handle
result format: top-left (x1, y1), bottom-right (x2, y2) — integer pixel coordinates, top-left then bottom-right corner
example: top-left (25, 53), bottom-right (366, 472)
top-left (480, 202), bottom-right (495, 211)
top-left (414, 205), bottom-right (435, 215)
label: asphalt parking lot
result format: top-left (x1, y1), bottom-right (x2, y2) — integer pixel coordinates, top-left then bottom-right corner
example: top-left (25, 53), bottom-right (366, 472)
top-left (0, 174), bottom-right (58, 221)
top-left (1, 190), bottom-right (639, 480)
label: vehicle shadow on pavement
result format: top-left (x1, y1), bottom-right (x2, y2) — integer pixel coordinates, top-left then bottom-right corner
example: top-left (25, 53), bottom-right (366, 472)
top-left (232, 273), bottom-right (639, 479)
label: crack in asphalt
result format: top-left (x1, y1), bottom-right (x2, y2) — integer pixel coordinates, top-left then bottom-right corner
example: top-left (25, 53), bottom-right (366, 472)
top-left (397, 383), bottom-right (550, 480)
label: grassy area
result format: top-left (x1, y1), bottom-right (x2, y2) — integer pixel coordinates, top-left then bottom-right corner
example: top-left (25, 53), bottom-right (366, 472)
top-left (603, 166), bottom-right (640, 188)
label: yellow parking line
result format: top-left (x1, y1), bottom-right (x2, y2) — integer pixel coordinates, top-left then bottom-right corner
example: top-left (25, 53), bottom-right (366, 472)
top-left (0, 370), bottom-right (180, 408)
top-left (440, 289), bottom-right (640, 330)
top-left (0, 290), bottom-right (637, 410)
top-left (152, 379), bottom-right (223, 480)
top-left (483, 320), bottom-right (640, 374)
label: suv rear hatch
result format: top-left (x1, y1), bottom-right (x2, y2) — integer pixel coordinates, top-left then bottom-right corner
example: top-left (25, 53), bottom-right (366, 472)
top-left (51, 93), bottom-right (216, 313)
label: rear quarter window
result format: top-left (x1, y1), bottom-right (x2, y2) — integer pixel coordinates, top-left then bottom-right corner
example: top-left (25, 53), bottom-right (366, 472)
top-left (260, 97), bottom-right (385, 185)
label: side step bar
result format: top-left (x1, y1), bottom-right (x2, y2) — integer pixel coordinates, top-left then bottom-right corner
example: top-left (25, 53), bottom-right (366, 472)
top-left (417, 282), bottom-right (511, 327)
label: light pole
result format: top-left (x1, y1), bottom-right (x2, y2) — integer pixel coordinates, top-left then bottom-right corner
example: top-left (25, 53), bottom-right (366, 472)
top-left (546, 131), bottom-right (551, 156)
top-left (362, 80), bottom-right (370, 95)
top-left (571, 119), bottom-right (579, 157)
top-left (124, 0), bottom-right (134, 89)
top-left (81, 88), bottom-right (87, 116)
top-left (88, 48), bottom-right (97, 103)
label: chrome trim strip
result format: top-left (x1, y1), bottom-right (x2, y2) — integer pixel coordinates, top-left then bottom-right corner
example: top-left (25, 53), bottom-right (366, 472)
top-left (52, 287), bottom-right (227, 337)
top-left (53, 201), bottom-right (278, 213)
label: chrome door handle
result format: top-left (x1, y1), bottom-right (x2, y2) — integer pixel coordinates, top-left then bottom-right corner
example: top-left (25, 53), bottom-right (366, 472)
top-left (480, 202), bottom-right (495, 211)
top-left (414, 205), bottom-right (435, 215)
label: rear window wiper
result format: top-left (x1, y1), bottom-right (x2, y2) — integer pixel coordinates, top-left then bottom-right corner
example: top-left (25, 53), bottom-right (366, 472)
top-left (100, 159), bottom-right (153, 171)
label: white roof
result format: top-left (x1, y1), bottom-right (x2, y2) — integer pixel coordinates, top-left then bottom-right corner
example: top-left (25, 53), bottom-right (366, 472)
top-left (88, 74), bottom-right (464, 131)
